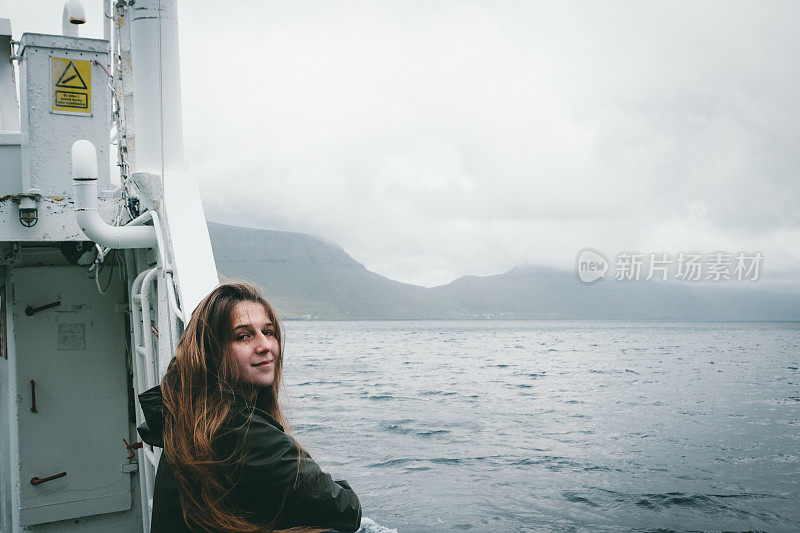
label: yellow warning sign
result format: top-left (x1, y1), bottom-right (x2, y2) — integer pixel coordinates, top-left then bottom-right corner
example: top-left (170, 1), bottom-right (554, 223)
top-left (51, 57), bottom-right (91, 114)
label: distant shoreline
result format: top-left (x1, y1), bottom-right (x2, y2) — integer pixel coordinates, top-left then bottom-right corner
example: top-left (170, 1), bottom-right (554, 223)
top-left (210, 222), bottom-right (800, 322)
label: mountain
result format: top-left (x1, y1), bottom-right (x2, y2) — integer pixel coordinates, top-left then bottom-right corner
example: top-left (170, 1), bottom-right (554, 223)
top-left (208, 222), bottom-right (468, 319)
top-left (435, 265), bottom-right (800, 320)
top-left (207, 222), bottom-right (800, 320)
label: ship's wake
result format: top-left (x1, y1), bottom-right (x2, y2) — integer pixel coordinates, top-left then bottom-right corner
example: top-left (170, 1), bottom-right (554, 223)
top-left (358, 517), bottom-right (398, 533)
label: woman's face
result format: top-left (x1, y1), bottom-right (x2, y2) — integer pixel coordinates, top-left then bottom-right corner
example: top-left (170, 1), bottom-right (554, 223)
top-left (229, 300), bottom-right (279, 390)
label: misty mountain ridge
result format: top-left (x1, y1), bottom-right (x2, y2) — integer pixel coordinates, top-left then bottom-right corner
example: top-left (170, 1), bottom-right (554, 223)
top-left (207, 222), bottom-right (800, 320)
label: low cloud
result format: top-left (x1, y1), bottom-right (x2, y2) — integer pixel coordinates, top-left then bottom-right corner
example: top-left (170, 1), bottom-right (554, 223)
top-left (181, 2), bottom-right (800, 286)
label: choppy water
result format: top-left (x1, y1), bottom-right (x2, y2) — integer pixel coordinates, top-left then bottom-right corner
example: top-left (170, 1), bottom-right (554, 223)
top-left (281, 321), bottom-right (800, 532)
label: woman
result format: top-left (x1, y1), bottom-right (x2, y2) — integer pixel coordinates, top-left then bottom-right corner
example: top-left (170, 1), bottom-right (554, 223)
top-left (137, 282), bottom-right (362, 532)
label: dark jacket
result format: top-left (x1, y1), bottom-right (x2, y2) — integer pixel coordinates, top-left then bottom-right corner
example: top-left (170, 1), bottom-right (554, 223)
top-left (137, 386), bottom-right (361, 532)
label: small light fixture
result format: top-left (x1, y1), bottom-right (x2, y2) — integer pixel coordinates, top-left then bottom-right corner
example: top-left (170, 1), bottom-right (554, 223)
top-left (19, 196), bottom-right (38, 227)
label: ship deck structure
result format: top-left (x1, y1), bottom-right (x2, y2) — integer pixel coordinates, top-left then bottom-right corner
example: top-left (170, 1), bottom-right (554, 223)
top-left (0, 1), bottom-right (218, 531)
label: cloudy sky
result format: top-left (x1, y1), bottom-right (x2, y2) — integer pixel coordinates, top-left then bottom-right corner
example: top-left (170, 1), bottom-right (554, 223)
top-left (4, 1), bottom-right (799, 287)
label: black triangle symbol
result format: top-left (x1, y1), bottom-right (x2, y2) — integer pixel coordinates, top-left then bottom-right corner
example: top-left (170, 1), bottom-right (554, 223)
top-left (55, 61), bottom-right (88, 89)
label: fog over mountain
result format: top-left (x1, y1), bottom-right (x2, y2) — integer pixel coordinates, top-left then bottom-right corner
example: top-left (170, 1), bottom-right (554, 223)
top-left (208, 222), bottom-right (800, 321)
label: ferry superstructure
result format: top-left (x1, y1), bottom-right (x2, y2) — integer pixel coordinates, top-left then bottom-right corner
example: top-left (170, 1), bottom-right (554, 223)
top-left (0, 1), bottom-right (218, 531)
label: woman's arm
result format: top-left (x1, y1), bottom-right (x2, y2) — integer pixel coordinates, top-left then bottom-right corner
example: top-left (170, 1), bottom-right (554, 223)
top-left (279, 452), bottom-right (362, 532)
top-left (219, 410), bottom-right (362, 532)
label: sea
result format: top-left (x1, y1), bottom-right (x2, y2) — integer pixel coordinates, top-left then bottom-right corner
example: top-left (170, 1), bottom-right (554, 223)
top-left (280, 321), bottom-right (800, 533)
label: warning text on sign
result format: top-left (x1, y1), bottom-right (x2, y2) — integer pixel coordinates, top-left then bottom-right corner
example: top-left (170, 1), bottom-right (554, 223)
top-left (54, 90), bottom-right (88, 109)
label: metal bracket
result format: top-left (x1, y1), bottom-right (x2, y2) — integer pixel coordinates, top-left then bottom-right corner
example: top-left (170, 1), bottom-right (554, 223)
top-left (123, 438), bottom-right (143, 459)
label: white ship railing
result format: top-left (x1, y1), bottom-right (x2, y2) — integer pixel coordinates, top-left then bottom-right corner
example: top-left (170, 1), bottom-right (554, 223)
top-left (126, 210), bottom-right (186, 532)
top-left (129, 269), bottom-right (183, 528)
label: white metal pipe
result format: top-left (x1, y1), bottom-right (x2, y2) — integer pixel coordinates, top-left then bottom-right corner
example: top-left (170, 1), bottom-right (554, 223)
top-left (143, 447), bottom-right (158, 468)
top-left (130, 269), bottom-right (149, 361)
top-left (169, 311), bottom-right (181, 362)
top-left (139, 267), bottom-right (160, 389)
top-left (62, 0), bottom-right (86, 37)
top-left (73, 176), bottom-right (156, 249)
top-left (72, 140), bottom-right (157, 249)
top-left (130, 268), bottom-right (149, 362)
top-left (127, 261), bottom-right (152, 533)
top-left (94, 59), bottom-right (112, 80)
top-left (140, 448), bottom-right (155, 523)
top-left (103, 0), bottom-right (112, 69)
top-left (130, 0), bottom-right (184, 172)
top-left (125, 249), bottom-right (153, 533)
top-left (166, 270), bottom-right (185, 323)
top-left (161, 269), bottom-right (183, 369)
top-left (156, 274), bottom-right (171, 380)
top-left (128, 209), bottom-right (167, 268)
top-left (129, 264), bottom-right (157, 529)
top-left (0, 19), bottom-right (20, 132)
top-left (127, 209), bottom-right (185, 327)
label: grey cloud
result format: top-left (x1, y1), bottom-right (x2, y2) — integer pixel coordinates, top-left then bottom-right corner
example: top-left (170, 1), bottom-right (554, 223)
top-left (177, 1), bottom-right (800, 285)
top-left (6, 1), bottom-right (797, 285)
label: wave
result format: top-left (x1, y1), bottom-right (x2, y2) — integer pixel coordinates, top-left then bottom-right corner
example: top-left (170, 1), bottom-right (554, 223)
top-left (366, 393), bottom-right (395, 400)
top-left (357, 517), bottom-right (397, 533)
top-left (368, 456), bottom-right (493, 468)
top-left (293, 423), bottom-right (328, 432)
top-left (417, 429), bottom-right (451, 437)
top-left (594, 488), bottom-right (778, 518)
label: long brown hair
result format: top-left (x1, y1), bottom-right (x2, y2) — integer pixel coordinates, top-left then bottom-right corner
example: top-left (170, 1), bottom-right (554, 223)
top-left (161, 282), bottom-right (299, 531)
